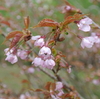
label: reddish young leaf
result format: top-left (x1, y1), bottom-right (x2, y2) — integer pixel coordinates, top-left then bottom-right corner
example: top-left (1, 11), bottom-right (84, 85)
top-left (35, 89), bottom-right (43, 92)
top-left (45, 82), bottom-right (52, 91)
top-left (1, 20), bottom-right (10, 27)
top-left (2, 31), bottom-right (23, 45)
top-left (63, 13), bottom-right (85, 26)
top-left (50, 82), bottom-right (56, 92)
top-left (6, 31), bottom-right (23, 40)
top-left (24, 16), bottom-right (30, 29)
top-left (9, 33), bottom-right (23, 49)
top-left (33, 19), bottom-right (59, 28)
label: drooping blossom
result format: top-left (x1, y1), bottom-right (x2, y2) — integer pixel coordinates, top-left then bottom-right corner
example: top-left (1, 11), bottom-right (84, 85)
top-left (50, 82), bottom-right (64, 99)
top-left (39, 46), bottom-right (51, 57)
top-left (4, 47), bottom-right (18, 64)
top-left (32, 46), bottom-right (55, 69)
top-left (4, 48), bottom-right (29, 64)
top-left (5, 54), bottom-right (18, 64)
top-left (31, 35), bottom-right (45, 47)
top-left (17, 49), bottom-right (28, 60)
top-left (32, 57), bottom-right (44, 67)
top-left (44, 59), bottom-right (55, 69)
top-left (31, 35), bottom-right (41, 40)
top-left (81, 36), bottom-right (96, 48)
top-left (32, 57), bottom-right (55, 69)
top-left (34, 38), bottom-right (45, 47)
top-left (55, 82), bottom-right (63, 91)
top-left (77, 17), bottom-right (93, 32)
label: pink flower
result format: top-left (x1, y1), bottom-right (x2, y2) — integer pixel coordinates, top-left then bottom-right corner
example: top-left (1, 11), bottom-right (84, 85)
top-left (17, 50), bottom-right (28, 60)
top-left (4, 47), bottom-right (16, 55)
top-left (32, 57), bottom-right (44, 67)
top-left (50, 82), bottom-right (64, 99)
top-left (55, 82), bottom-right (63, 91)
top-left (31, 35), bottom-right (45, 47)
top-left (19, 94), bottom-right (26, 99)
top-left (5, 54), bottom-right (18, 64)
top-left (27, 67), bottom-right (34, 74)
top-left (77, 17), bottom-right (93, 32)
top-left (81, 36), bottom-right (95, 48)
top-left (44, 59), bottom-right (55, 69)
top-left (34, 38), bottom-right (45, 47)
top-left (4, 48), bottom-right (11, 55)
top-left (31, 35), bottom-right (41, 40)
top-left (39, 46), bottom-right (51, 58)
top-left (57, 90), bottom-right (64, 97)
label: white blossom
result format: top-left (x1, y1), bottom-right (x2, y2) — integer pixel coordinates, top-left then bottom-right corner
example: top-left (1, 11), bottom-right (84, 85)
top-left (77, 17), bottom-right (93, 32)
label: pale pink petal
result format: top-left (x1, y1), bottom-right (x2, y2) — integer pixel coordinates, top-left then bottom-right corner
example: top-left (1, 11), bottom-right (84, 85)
top-left (78, 25), bottom-right (91, 32)
top-left (5, 54), bottom-right (18, 64)
top-left (34, 38), bottom-right (45, 47)
top-left (17, 50), bottom-right (28, 60)
top-left (82, 17), bottom-right (93, 25)
top-left (39, 46), bottom-right (51, 56)
top-left (57, 90), bottom-right (64, 96)
top-left (55, 82), bottom-right (63, 91)
top-left (77, 17), bottom-right (93, 32)
top-left (44, 59), bottom-right (55, 69)
top-left (81, 37), bottom-right (95, 48)
top-left (31, 35), bottom-right (41, 40)
top-left (32, 57), bottom-right (44, 67)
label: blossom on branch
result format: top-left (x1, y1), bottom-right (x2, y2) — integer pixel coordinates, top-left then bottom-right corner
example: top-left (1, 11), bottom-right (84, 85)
top-left (32, 57), bottom-right (44, 67)
top-left (50, 82), bottom-right (64, 99)
top-left (77, 17), bottom-right (93, 32)
top-left (4, 48), bottom-right (29, 64)
top-left (32, 46), bottom-right (55, 69)
top-left (17, 49), bottom-right (28, 60)
top-left (44, 59), bottom-right (55, 69)
top-left (39, 46), bottom-right (51, 56)
top-left (81, 36), bottom-right (96, 48)
top-left (81, 36), bottom-right (99, 48)
top-left (4, 47), bottom-right (18, 64)
top-left (55, 82), bottom-right (63, 91)
top-left (31, 35), bottom-right (45, 47)
top-left (5, 54), bottom-right (18, 64)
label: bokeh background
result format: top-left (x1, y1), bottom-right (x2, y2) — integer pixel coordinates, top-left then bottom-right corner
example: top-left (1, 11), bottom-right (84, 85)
top-left (0, 0), bottom-right (100, 98)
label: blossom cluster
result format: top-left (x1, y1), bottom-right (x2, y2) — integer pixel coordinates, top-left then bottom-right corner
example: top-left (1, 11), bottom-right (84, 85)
top-left (4, 47), bottom-right (28, 64)
top-left (32, 37), bottom-right (55, 70)
top-left (81, 33), bottom-right (100, 49)
top-left (76, 17), bottom-right (100, 49)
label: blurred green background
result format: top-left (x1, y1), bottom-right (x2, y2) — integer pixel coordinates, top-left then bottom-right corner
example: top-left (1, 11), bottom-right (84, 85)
top-left (0, 0), bottom-right (100, 98)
